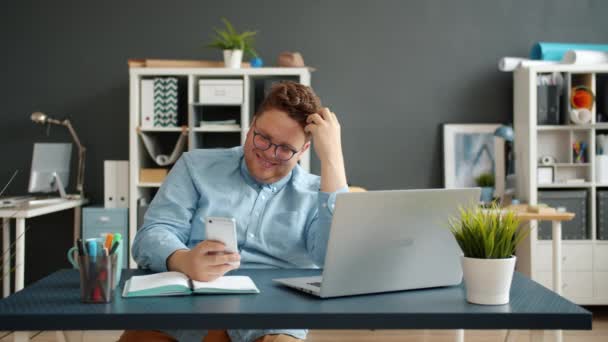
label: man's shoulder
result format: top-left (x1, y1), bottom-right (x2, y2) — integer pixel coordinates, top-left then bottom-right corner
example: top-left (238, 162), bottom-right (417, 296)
top-left (291, 164), bottom-right (321, 192)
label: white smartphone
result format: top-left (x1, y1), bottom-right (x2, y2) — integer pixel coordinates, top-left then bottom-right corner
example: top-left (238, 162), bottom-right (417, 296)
top-left (205, 216), bottom-right (239, 265)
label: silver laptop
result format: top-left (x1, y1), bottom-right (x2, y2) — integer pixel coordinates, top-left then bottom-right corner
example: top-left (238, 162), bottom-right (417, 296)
top-left (273, 188), bottom-right (480, 298)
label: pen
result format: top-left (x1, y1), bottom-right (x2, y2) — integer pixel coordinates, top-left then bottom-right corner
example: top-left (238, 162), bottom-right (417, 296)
top-left (109, 240), bottom-right (120, 255)
top-left (76, 238), bottom-right (85, 256)
top-left (104, 233), bottom-right (114, 250)
top-left (86, 240), bottom-right (98, 261)
top-left (110, 233), bottom-right (122, 255)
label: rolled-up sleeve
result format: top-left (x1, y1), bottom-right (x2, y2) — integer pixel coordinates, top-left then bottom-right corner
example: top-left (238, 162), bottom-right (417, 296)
top-left (132, 155), bottom-right (199, 272)
top-left (305, 186), bottom-right (349, 266)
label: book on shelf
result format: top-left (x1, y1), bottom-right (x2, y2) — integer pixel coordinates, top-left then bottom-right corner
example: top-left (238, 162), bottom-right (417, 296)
top-left (128, 59), bottom-right (251, 68)
top-left (122, 271), bottom-right (260, 298)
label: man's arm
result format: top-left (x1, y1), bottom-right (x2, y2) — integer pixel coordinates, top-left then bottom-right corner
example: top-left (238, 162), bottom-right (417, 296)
top-left (305, 187), bottom-right (349, 266)
top-left (303, 107), bottom-right (349, 265)
top-left (131, 156), bottom-right (197, 272)
top-left (304, 107), bottom-right (348, 192)
top-left (132, 154), bottom-right (241, 280)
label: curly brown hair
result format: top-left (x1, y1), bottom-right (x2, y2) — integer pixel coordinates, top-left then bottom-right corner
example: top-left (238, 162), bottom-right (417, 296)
top-left (255, 81), bottom-right (322, 128)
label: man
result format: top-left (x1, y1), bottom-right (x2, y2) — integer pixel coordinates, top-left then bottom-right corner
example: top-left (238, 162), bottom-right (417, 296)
top-left (120, 81), bottom-right (348, 342)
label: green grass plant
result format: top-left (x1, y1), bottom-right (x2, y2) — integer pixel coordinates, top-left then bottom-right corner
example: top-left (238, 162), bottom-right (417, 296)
top-left (449, 203), bottom-right (527, 259)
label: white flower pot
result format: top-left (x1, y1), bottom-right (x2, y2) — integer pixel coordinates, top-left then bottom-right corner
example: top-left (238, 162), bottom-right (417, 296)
top-left (223, 49), bottom-right (243, 69)
top-left (462, 256), bottom-right (516, 305)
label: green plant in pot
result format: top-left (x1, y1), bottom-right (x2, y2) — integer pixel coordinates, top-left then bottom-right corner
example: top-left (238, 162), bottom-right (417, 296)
top-left (449, 204), bottom-right (527, 305)
top-left (207, 18), bottom-right (258, 69)
top-left (475, 172), bottom-right (495, 203)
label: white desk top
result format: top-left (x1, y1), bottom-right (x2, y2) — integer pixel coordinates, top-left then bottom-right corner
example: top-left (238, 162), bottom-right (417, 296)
top-left (0, 198), bottom-right (88, 219)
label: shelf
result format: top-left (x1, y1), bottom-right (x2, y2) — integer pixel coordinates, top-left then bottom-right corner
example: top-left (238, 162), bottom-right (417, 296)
top-left (537, 125), bottom-right (593, 131)
top-left (536, 240), bottom-right (594, 244)
top-left (193, 126), bottom-right (242, 132)
top-left (538, 123), bottom-right (608, 131)
top-left (138, 127), bottom-right (186, 132)
top-left (538, 183), bottom-right (593, 188)
top-left (553, 163), bottom-right (590, 167)
top-left (137, 182), bottom-right (162, 188)
top-left (191, 102), bottom-right (243, 107)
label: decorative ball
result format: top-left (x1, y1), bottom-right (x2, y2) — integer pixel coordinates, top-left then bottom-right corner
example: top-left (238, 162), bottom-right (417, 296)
top-left (250, 57), bottom-right (263, 68)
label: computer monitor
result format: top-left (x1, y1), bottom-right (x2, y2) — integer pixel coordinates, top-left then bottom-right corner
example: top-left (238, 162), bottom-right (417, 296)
top-left (28, 143), bottom-right (72, 197)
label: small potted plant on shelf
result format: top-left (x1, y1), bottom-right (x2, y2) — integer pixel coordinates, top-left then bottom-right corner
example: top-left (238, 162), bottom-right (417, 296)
top-left (207, 18), bottom-right (258, 69)
top-left (475, 172), bottom-right (495, 203)
top-left (449, 204), bottom-right (526, 305)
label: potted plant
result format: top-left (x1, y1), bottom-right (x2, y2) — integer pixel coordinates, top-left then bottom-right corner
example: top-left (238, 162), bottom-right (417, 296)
top-left (475, 172), bottom-right (495, 203)
top-left (449, 205), bottom-right (526, 305)
top-left (207, 18), bottom-right (258, 69)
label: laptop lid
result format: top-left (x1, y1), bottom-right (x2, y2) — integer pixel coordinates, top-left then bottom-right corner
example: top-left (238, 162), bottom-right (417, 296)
top-left (318, 188), bottom-right (480, 298)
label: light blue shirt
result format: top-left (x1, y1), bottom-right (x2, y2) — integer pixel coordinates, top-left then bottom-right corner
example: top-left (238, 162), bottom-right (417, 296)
top-left (131, 146), bottom-right (347, 342)
top-left (133, 146), bottom-right (346, 270)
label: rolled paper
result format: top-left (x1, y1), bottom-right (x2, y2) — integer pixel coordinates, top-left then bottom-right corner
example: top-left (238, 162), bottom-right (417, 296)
top-left (562, 50), bottom-right (608, 64)
top-left (530, 42), bottom-right (608, 61)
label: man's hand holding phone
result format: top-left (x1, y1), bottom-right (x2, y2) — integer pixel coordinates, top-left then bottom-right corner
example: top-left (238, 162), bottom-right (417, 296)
top-left (167, 216), bottom-right (240, 282)
top-left (167, 241), bottom-right (240, 282)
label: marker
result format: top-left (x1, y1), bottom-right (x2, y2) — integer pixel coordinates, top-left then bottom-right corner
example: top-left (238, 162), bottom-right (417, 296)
top-left (104, 233), bottom-right (114, 250)
top-left (86, 240), bottom-right (98, 261)
top-left (110, 233), bottom-right (122, 255)
top-left (109, 240), bottom-right (120, 255)
top-left (76, 238), bottom-right (85, 256)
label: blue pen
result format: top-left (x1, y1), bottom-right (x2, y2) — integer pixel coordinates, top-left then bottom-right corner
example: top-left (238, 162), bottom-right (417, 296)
top-left (86, 240), bottom-right (98, 262)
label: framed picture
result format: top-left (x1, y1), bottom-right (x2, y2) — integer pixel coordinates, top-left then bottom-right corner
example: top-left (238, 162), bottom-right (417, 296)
top-left (443, 124), bottom-right (505, 189)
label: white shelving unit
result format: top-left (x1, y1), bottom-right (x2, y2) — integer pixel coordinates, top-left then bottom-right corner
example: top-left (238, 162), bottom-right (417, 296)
top-left (514, 64), bottom-right (608, 304)
top-left (128, 67), bottom-right (311, 267)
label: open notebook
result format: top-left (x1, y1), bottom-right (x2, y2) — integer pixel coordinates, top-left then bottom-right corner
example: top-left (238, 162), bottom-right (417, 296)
top-left (122, 271), bottom-right (260, 297)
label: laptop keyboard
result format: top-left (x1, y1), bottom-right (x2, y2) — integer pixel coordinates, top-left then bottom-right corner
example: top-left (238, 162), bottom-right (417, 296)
top-left (308, 282), bottom-right (322, 287)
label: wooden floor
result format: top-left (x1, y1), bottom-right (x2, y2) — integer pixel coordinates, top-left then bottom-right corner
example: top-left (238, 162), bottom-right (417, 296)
top-left (1, 308), bottom-right (606, 341)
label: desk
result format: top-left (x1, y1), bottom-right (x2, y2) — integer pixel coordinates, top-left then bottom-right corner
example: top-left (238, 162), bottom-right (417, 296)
top-left (510, 206), bottom-right (576, 342)
top-left (0, 269), bottom-right (591, 342)
top-left (0, 198), bottom-right (87, 297)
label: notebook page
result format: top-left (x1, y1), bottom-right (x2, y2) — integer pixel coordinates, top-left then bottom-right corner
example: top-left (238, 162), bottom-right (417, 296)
top-left (127, 271), bottom-right (191, 292)
top-left (192, 276), bottom-right (259, 292)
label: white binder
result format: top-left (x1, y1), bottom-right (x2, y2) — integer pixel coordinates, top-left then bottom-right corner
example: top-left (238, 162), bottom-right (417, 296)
top-left (104, 160), bottom-right (129, 208)
top-left (141, 79), bottom-right (154, 128)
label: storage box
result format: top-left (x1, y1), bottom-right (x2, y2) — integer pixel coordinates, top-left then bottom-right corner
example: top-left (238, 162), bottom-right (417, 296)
top-left (538, 190), bottom-right (589, 240)
top-left (597, 190), bottom-right (608, 240)
top-left (139, 168), bottom-right (168, 183)
top-left (198, 79), bottom-right (243, 104)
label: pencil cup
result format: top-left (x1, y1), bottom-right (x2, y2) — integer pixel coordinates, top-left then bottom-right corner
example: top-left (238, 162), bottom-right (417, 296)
top-left (76, 254), bottom-right (117, 303)
top-left (68, 246), bottom-right (122, 288)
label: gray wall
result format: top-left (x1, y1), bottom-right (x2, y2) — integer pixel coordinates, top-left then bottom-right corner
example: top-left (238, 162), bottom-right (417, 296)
top-left (2, 0), bottom-right (608, 285)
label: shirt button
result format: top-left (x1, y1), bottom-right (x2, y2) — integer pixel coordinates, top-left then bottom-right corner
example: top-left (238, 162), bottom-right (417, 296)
top-left (261, 195), bottom-right (265, 200)
top-left (322, 203), bottom-right (327, 208)
top-left (248, 233), bottom-right (255, 238)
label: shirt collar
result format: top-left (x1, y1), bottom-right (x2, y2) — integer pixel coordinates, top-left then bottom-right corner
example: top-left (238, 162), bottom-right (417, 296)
top-left (239, 151), bottom-right (292, 193)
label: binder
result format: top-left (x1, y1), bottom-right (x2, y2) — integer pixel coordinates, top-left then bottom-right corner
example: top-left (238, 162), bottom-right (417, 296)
top-left (141, 79), bottom-right (154, 128)
top-left (104, 160), bottom-right (129, 208)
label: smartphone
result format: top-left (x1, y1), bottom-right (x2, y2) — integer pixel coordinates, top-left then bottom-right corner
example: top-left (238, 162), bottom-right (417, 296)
top-left (205, 216), bottom-right (239, 265)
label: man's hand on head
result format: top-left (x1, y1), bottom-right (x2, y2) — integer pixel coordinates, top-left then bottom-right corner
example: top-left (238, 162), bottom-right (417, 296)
top-left (305, 107), bottom-right (348, 192)
top-left (167, 240), bottom-right (241, 282)
top-left (304, 107), bottom-right (343, 164)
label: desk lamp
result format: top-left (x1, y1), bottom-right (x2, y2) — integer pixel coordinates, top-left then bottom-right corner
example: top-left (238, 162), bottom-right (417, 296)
top-left (30, 112), bottom-right (86, 199)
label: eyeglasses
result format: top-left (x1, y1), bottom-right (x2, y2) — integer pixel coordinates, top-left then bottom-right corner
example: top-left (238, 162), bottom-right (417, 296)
top-left (252, 129), bottom-right (302, 161)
